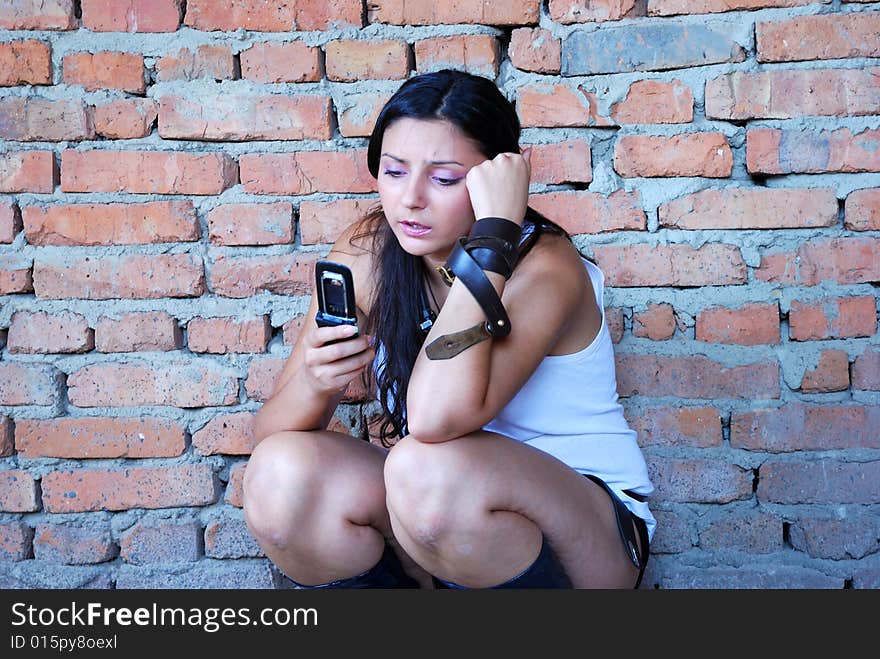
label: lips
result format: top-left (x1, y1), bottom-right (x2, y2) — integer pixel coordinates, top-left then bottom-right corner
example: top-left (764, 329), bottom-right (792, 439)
top-left (400, 220), bottom-right (432, 238)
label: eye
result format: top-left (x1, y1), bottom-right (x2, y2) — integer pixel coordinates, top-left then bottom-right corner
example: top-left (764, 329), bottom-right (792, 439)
top-left (383, 169), bottom-right (404, 178)
top-left (433, 176), bottom-right (461, 186)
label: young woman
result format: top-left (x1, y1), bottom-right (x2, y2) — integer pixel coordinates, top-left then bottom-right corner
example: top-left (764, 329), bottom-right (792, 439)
top-left (243, 69), bottom-right (655, 589)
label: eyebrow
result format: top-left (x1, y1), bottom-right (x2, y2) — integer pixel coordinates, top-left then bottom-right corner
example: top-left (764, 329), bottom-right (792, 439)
top-left (380, 152), bottom-right (464, 166)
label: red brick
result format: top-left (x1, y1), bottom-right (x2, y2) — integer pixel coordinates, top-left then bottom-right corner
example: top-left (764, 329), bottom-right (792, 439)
top-left (0, 0), bottom-right (76, 30)
top-left (192, 411), bottom-right (257, 456)
top-left (23, 200), bottom-right (197, 246)
top-left (295, 0), bottom-right (362, 30)
top-left (696, 302), bottom-right (780, 345)
top-left (15, 417), bottom-right (186, 459)
top-left (0, 256), bottom-right (33, 294)
top-left (732, 404), bottom-right (879, 452)
top-left (188, 316), bottom-right (271, 354)
top-left (241, 150), bottom-right (375, 194)
top-left (789, 515), bottom-right (880, 560)
top-left (0, 151), bottom-right (56, 193)
top-left (61, 150), bottom-right (237, 195)
top-left (338, 92), bottom-right (393, 138)
top-left (33, 253), bottom-right (205, 300)
top-left (0, 470), bottom-right (39, 512)
top-left (611, 79), bottom-right (693, 124)
top-left (159, 93), bottom-right (332, 141)
top-left (747, 127), bottom-right (880, 174)
top-left (853, 349), bottom-right (880, 391)
top-left (67, 361), bottom-right (238, 407)
top-left (82, 0), bottom-right (182, 31)
top-left (650, 0), bottom-right (818, 16)
top-left (845, 188), bottom-right (880, 231)
top-left (528, 140), bottom-right (592, 185)
top-left (368, 0), bottom-right (539, 25)
top-left (241, 42), bottom-right (322, 83)
top-left (210, 253), bottom-right (318, 298)
top-left (42, 464), bottom-right (218, 512)
top-left (647, 510), bottom-right (691, 554)
top-left (632, 303), bottom-right (675, 340)
top-left (93, 98), bottom-right (158, 139)
top-left (120, 520), bottom-right (202, 564)
top-left (756, 237), bottom-right (880, 286)
top-left (647, 457), bottom-right (753, 503)
top-left (8, 310), bottom-right (93, 354)
top-left (0, 201), bottom-right (22, 243)
top-left (616, 354), bottom-right (779, 399)
top-left (800, 349), bottom-right (850, 393)
top-left (594, 243), bottom-right (746, 287)
top-left (244, 357), bottom-right (286, 403)
top-left (95, 312), bottom-right (182, 352)
top-left (529, 190), bottom-right (646, 235)
top-left (33, 525), bottom-right (116, 564)
top-left (326, 40), bottom-right (410, 82)
top-left (0, 522), bottom-right (33, 561)
top-left (758, 460), bottom-right (880, 504)
top-left (0, 363), bottom-right (61, 406)
top-left (550, 0), bottom-right (642, 23)
top-left (204, 519), bottom-right (263, 558)
top-left (155, 45), bottom-right (235, 81)
top-left (282, 315), bottom-right (306, 346)
top-left (207, 202), bottom-right (293, 246)
top-left (757, 13), bottom-right (880, 63)
top-left (627, 405), bottom-right (722, 448)
top-left (615, 133), bottom-right (733, 178)
top-left (509, 28), bottom-right (561, 74)
top-left (660, 188), bottom-right (837, 230)
top-left (225, 463), bottom-right (246, 507)
top-left (299, 198), bottom-right (377, 245)
top-left (789, 296), bottom-right (877, 341)
top-left (0, 416), bottom-right (12, 457)
top-left (707, 68), bottom-right (880, 120)
top-left (606, 307), bottom-right (624, 344)
top-left (699, 510), bottom-right (781, 553)
top-left (63, 51), bottom-right (145, 93)
top-left (0, 98), bottom-right (94, 141)
top-left (184, 0), bottom-right (298, 31)
top-left (415, 35), bottom-right (499, 77)
top-left (517, 83), bottom-right (612, 128)
top-left (0, 40), bottom-right (52, 86)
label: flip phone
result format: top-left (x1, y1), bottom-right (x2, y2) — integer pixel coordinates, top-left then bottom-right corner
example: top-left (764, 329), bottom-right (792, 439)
top-left (315, 260), bottom-right (359, 341)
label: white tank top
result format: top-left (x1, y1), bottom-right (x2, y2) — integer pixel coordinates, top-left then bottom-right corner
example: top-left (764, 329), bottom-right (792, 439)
top-left (483, 259), bottom-right (654, 538)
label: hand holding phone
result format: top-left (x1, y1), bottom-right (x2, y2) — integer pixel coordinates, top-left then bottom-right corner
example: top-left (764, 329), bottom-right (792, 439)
top-left (315, 260), bottom-right (359, 343)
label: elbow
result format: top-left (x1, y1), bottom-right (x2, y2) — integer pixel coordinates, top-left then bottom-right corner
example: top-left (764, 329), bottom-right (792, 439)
top-left (405, 405), bottom-right (481, 444)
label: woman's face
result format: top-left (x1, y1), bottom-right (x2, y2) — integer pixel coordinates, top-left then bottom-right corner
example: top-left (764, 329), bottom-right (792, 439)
top-left (377, 117), bottom-right (487, 265)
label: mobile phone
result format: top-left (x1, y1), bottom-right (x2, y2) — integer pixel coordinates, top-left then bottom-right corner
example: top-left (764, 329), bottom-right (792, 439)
top-left (315, 260), bottom-right (359, 341)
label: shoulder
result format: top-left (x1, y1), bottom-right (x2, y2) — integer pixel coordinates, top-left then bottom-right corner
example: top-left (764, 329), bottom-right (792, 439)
top-left (510, 232), bottom-right (588, 305)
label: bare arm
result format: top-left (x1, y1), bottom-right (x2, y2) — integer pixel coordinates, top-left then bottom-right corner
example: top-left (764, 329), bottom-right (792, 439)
top-left (252, 235), bottom-right (376, 443)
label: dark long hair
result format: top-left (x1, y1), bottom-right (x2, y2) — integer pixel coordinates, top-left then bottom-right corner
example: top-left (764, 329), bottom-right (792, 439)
top-left (354, 69), bottom-right (570, 446)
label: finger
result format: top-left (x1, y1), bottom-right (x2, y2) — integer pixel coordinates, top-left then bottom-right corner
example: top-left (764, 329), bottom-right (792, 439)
top-left (313, 323), bottom-right (359, 346)
top-left (521, 146), bottom-right (532, 164)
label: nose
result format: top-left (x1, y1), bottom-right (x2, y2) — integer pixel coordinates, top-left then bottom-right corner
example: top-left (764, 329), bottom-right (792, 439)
top-left (401, 174), bottom-right (427, 210)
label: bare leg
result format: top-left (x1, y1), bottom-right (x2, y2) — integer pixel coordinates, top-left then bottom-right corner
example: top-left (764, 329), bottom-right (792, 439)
top-left (384, 433), bottom-right (641, 588)
top-left (243, 430), bottom-right (430, 586)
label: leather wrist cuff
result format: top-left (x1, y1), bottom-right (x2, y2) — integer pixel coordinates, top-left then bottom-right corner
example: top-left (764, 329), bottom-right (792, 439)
top-left (445, 238), bottom-right (511, 337)
top-left (464, 217), bottom-right (522, 279)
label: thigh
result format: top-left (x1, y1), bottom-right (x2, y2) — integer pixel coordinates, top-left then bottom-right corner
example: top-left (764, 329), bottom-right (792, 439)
top-left (390, 432), bottom-right (640, 588)
top-left (244, 430), bottom-right (391, 534)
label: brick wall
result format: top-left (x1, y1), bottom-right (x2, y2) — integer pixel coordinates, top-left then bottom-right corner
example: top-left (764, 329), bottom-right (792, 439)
top-left (0, 0), bottom-right (877, 589)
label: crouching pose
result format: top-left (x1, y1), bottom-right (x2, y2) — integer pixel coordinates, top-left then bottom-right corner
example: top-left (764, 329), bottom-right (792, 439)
top-left (243, 69), bottom-right (655, 589)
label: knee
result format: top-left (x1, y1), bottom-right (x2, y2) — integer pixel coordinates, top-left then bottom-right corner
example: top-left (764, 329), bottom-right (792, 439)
top-left (243, 431), bottom-right (326, 547)
top-left (383, 436), bottom-right (463, 547)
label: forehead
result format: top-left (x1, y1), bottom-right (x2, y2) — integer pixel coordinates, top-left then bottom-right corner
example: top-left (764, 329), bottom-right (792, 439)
top-left (381, 118), bottom-right (484, 163)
